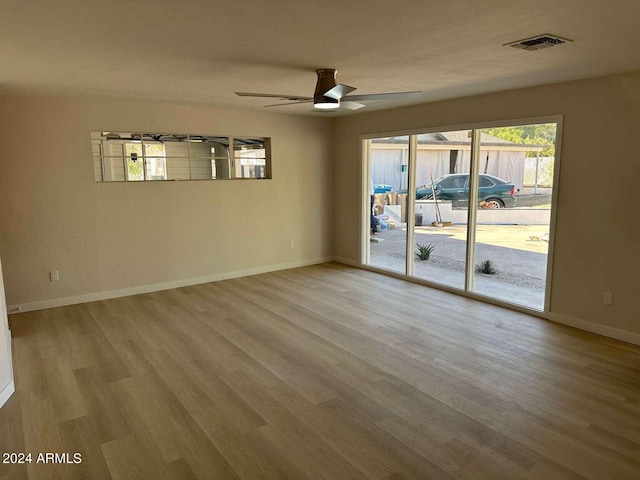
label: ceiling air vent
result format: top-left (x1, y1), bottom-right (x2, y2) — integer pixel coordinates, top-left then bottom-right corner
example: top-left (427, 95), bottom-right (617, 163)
top-left (504, 34), bottom-right (572, 51)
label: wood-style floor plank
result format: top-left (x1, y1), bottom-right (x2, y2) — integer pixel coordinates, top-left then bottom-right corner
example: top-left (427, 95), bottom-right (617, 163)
top-left (2, 262), bottom-right (640, 479)
top-left (0, 395), bottom-right (28, 480)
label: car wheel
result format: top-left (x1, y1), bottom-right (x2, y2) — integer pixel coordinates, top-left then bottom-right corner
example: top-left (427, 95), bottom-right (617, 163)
top-left (485, 198), bottom-right (505, 208)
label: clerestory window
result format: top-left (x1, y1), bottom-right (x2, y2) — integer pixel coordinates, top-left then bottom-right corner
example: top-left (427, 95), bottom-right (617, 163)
top-left (91, 132), bottom-right (271, 182)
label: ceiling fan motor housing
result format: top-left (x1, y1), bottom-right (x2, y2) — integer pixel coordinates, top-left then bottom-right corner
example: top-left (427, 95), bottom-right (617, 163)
top-left (314, 69), bottom-right (339, 106)
top-left (235, 68), bottom-right (420, 111)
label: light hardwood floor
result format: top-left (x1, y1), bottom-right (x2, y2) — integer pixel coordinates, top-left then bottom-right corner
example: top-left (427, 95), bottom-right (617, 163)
top-left (1, 263), bottom-right (639, 479)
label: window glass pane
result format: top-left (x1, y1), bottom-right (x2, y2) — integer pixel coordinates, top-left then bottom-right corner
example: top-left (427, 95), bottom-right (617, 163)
top-left (188, 138), bottom-right (216, 179)
top-left (436, 176), bottom-right (462, 189)
top-left (478, 176), bottom-right (493, 187)
top-left (145, 157), bottom-right (167, 180)
top-left (471, 123), bottom-right (557, 311)
top-left (92, 139), bottom-right (104, 182)
top-left (166, 157), bottom-right (190, 180)
top-left (93, 157), bottom-right (104, 182)
top-left (366, 135), bottom-right (410, 274)
top-left (91, 132), bottom-right (270, 182)
top-left (124, 143), bottom-right (143, 180)
top-left (144, 143), bottom-right (165, 157)
top-left (124, 142), bottom-right (143, 157)
top-left (126, 159), bottom-right (144, 180)
top-left (165, 139), bottom-right (190, 180)
top-left (234, 137), bottom-right (267, 179)
top-left (143, 141), bottom-right (167, 180)
top-left (411, 131), bottom-right (471, 290)
top-left (102, 156), bottom-right (126, 181)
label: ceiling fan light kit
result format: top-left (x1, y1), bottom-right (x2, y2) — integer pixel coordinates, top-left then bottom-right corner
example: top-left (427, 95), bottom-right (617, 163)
top-left (314, 99), bottom-right (340, 110)
top-left (236, 68), bottom-right (422, 112)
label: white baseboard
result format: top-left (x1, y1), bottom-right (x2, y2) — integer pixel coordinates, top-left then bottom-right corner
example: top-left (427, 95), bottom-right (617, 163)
top-left (0, 379), bottom-right (14, 409)
top-left (10, 257), bottom-right (640, 348)
top-left (332, 256), bottom-right (361, 267)
top-left (8, 257), bottom-right (333, 313)
top-left (548, 313), bottom-right (640, 346)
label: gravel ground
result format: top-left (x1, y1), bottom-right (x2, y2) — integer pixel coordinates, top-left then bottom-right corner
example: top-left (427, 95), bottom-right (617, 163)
top-left (378, 224), bottom-right (549, 290)
top-left (392, 252), bottom-right (546, 289)
top-left (421, 256), bottom-right (545, 289)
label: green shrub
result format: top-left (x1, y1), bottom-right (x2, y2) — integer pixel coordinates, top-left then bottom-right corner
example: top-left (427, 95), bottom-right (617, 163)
top-left (415, 243), bottom-right (435, 261)
top-left (476, 259), bottom-right (497, 275)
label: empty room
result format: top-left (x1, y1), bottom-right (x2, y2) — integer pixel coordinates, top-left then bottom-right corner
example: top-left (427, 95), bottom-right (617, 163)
top-left (1, 1), bottom-right (639, 479)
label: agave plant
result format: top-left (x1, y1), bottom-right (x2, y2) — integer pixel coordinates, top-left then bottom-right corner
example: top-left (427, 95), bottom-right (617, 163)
top-left (415, 243), bottom-right (435, 261)
top-left (476, 259), bottom-right (498, 275)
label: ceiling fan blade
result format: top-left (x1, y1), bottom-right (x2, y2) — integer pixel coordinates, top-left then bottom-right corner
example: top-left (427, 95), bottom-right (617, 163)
top-left (345, 91), bottom-right (422, 102)
top-left (235, 92), bottom-right (313, 101)
top-left (340, 101), bottom-right (366, 110)
top-left (264, 100), bottom-right (313, 107)
top-left (323, 83), bottom-right (356, 100)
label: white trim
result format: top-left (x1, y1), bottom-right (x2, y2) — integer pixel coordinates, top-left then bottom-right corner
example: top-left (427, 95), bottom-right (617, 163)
top-left (8, 257), bottom-right (332, 313)
top-left (405, 136), bottom-right (417, 276)
top-left (361, 140), bottom-right (370, 265)
top-left (333, 256), bottom-right (361, 267)
top-left (359, 114), bottom-right (565, 141)
top-left (549, 313), bottom-right (640, 346)
top-left (0, 379), bottom-right (14, 409)
top-left (0, 327), bottom-right (13, 408)
top-left (544, 115), bottom-right (564, 312)
top-left (465, 129), bottom-right (481, 291)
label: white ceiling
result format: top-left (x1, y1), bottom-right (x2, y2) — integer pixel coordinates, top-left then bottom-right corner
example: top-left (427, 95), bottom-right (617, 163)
top-left (1, 0), bottom-right (639, 116)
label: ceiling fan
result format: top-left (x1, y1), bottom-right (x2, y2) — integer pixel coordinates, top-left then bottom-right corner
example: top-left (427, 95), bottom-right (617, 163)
top-left (236, 68), bottom-right (422, 111)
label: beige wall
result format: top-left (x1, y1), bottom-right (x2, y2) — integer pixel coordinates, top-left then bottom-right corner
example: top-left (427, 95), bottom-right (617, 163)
top-left (2, 72), bottom-right (639, 341)
top-left (333, 71), bottom-right (640, 337)
top-left (0, 96), bottom-right (333, 306)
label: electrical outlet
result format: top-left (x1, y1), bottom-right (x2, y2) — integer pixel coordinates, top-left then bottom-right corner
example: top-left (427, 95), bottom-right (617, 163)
top-left (603, 291), bottom-right (613, 306)
top-left (289, 241), bottom-right (295, 249)
top-left (50, 270), bottom-right (60, 282)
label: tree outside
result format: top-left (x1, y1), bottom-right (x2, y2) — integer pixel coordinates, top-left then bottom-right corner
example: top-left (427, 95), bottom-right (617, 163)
top-left (484, 124), bottom-right (556, 157)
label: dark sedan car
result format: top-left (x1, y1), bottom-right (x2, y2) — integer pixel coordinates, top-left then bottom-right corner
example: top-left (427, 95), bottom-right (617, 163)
top-left (416, 173), bottom-right (516, 208)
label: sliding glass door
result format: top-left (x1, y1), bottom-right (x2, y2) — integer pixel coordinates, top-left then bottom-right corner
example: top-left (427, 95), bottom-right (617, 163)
top-left (367, 135), bottom-right (409, 274)
top-left (469, 124), bottom-right (557, 310)
top-left (364, 119), bottom-right (559, 312)
top-left (410, 131), bottom-right (471, 290)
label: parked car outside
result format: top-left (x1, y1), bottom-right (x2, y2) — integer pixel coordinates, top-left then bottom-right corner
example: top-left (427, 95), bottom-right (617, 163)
top-left (415, 173), bottom-right (516, 208)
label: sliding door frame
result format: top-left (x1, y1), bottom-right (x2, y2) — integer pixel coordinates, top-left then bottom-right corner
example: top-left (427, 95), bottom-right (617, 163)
top-left (465, 129), bottom-right (481, 292)
top-left (405, 135), bottom-right (418, 277)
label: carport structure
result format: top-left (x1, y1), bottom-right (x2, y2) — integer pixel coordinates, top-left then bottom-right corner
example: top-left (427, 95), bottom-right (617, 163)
top-left (370, 131), bottom-right (547, 192)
